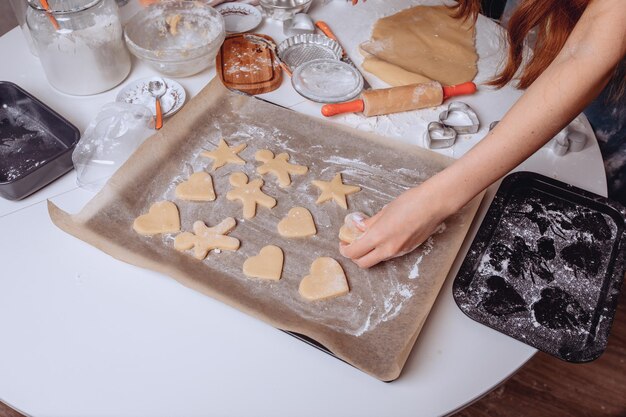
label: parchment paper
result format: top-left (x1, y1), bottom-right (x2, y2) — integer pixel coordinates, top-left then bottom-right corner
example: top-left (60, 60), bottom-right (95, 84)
top-left (49, 78), bottom-right (482, 381)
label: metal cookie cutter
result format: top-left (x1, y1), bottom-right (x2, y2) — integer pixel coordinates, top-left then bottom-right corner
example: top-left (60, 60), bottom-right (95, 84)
top-left (439, 102), bottom-right (480, 135)
top-left (551, 125), bottom-right (588, 156)
top-left (424, 121), bottom-right (457, 149)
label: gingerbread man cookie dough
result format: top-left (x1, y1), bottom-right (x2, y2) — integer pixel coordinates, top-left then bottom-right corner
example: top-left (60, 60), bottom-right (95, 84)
top-left (201, 138), bottom-right (246, 171)
top-left (312, 173), bottom-right (361, 210)
top-left (174, 217), bottom-right (240, 260)
top-left (255, 150), bottom-right (308, 187)
top-left (226, 172), bottom-right (277, 219)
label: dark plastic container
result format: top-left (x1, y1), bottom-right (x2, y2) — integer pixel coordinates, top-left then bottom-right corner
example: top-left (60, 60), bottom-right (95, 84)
top-left (0, 81), bottom-right (80, 200)
top-left (453, 172), bottom-right (626, 363)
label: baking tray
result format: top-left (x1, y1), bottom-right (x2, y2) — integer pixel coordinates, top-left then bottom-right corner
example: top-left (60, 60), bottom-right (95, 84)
top-left (48, 77), bottom-right (483, 381)
top-left (0, 81), bottom-right (80, 200)
top-left (453, 171), bottom-right (626, 362)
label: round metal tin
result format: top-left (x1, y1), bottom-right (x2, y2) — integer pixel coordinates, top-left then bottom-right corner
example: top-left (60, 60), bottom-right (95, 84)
top-left (291, 59), bottom-right (363, 103)
top-left (277, 34), bottom-right (343, 70)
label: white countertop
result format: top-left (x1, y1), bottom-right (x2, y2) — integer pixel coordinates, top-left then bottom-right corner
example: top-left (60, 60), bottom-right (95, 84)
top-left (0, 1), bottom-right (607, 416)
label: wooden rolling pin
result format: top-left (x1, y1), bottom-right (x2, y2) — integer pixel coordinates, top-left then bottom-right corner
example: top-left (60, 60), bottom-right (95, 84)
top-left (321, 81), bottom-right (477, 117)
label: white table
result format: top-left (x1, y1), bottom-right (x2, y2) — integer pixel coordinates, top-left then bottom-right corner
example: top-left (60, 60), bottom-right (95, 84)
top-left (0, 1), bottom-right (608, 416)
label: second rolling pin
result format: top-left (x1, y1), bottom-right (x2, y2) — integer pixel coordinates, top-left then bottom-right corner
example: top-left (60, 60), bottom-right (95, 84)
top-left (321, 81), bottom-right (477, 117)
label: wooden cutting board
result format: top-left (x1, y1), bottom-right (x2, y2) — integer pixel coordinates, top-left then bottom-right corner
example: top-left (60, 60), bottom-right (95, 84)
top-left (216, 34), bottom-right (283, 95)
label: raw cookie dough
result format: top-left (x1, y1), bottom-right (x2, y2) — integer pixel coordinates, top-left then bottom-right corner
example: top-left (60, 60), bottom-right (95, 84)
top-left (174, 217), bottom-right (240, 260)
top-left (312, 173), bottom-right (361, 210)
top-left (338, 212), bottom-right (366, 244)
top-left (278, 207), bottom-right (317, 238)
top-left (359, 46), bottom-right (432, 87)
top-left (299, 257), bottom-right (349, 301)
top-left (175, 171), bottom-right (216, 201)
top-left (133, 200), bottom-right (181, 236)
top-left (226, 172), bottom-right (277, 219)
top-left (255, 149), bottom-right (308, 187)
top-left (243, 245), bottom-right (284, 281)
top-left (360, 5), bottom-right (477, 86)
top-left (201, 138), bottom-right (247, 171)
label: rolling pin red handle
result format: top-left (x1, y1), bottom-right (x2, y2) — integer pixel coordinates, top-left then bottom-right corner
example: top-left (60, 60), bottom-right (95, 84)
top-left (442, 82), bottom-right (477, 100)
top-left (321, 99), bottom-right (365, 117)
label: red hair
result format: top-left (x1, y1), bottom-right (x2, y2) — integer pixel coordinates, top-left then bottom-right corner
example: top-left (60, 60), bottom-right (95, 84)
top-left (452, 0), bottom-right (588, 89)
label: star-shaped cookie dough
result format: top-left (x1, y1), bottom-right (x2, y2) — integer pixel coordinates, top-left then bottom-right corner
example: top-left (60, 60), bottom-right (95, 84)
top-left (201, 138), bottom-right (247, 171)
top-left (174, 218), bottom-right (240, 260)
top-left (312, 173), bottom-right (361, 210)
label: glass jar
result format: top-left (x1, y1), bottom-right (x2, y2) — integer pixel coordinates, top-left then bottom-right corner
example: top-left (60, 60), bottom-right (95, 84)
top-left (26, 0), bottom-right (131, 96)
top-left (8, 0), bottom-right (38, 56)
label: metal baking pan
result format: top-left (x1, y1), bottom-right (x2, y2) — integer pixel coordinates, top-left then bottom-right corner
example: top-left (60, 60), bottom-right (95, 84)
top-left (453, 171), bottom-right (626, 362)
top-left (277, 33), bottom-right (342, 70)
top-left (0, 81), bottom-right (80, 200)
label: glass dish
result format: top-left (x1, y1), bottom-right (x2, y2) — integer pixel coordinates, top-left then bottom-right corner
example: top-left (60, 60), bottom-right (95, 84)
top-left (124, 1), bottom-right (226, 77)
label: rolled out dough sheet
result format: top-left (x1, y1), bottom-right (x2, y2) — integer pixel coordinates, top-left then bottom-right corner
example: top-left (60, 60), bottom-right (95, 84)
top-left (361, 5), bottom-right (478, 86)
top-left (359, 46), bottom-right (432, 87)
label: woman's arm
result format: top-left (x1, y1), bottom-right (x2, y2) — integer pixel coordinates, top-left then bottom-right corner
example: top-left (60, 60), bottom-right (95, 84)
top-left (340, 0), bottom-right (626, 268)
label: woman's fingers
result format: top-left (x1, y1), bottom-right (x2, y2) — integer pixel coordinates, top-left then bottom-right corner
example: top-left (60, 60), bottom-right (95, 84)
top-left (354, 246), bottom-right (389, 269)
top-left (339, 228), bottom-right (378, 259)
top-left (362, 210), bottom-right (382, 229)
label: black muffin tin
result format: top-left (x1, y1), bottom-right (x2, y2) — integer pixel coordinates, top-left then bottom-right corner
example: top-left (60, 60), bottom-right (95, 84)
top-left (453, 171), bottom-right (626, 362)
top-left (0, 81), bottom-right (80, 200)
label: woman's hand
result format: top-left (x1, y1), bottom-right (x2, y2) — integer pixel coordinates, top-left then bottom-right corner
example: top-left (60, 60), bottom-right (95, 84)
top-left (339, 181), bottom-right (450, 268)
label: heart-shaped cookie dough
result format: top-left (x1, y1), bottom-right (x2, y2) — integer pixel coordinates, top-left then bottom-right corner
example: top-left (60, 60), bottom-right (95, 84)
top-left (277, 207), bottom-right (316, 238)
top-left (175, 172), bottom-right (216, 201)
top-left (133, 200), bottom-right (181, 236)
top-left (299, 257), bottom-right (349, 301)
top-left (243, 245), bottom-right (284, 281)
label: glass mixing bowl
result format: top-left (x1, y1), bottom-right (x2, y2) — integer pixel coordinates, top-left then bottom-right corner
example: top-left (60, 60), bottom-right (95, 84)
top-left (124, 1), bottom-right (225, 77)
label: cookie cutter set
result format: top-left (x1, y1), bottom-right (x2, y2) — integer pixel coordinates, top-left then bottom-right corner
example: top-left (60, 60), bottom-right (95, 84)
top-left (424, 101), bottom-right (480, 149)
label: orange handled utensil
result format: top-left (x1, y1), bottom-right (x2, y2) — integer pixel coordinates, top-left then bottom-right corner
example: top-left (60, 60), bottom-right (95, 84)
top-left (39, 0), bottom-right (60, 30)
top-left (315, 21), bottom-right (342, 55)
top-left (321, 81), bottom-right (477, 117)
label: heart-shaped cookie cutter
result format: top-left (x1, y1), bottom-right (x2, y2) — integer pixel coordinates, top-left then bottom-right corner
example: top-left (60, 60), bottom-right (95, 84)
top-left (439, 101), bottom-right (480, 135)
top-left (424, 121), bottom-right (457, 149)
